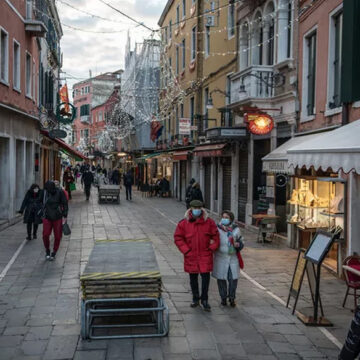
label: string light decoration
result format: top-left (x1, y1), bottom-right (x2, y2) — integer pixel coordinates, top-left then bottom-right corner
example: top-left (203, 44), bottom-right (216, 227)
top-left (98, 130), bottom-right (114, 153)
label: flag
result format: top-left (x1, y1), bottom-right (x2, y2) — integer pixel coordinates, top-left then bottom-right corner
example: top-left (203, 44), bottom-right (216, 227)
top-left (59, 84), bottom-right (70, 114)
top-left (150, 120), bottom-right (163, 142)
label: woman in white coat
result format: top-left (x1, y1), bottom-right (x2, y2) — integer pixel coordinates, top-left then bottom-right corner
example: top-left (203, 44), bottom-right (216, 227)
top-left (212, 210), bottom-right (243, 307)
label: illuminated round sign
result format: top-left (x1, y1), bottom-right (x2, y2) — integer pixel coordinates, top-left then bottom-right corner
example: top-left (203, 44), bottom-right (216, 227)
top-left (56, 102), bottom-right (76, 125)
top-left (245, 113), bottom-right (274, 135)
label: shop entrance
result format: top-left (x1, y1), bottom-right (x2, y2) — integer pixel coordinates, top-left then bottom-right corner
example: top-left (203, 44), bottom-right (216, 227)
top-left (222, 157), bottom-right (232, 211)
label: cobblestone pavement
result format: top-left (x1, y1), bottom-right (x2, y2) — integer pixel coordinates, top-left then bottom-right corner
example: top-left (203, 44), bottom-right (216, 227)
top-left (0, 187), bottom-right (354, 359)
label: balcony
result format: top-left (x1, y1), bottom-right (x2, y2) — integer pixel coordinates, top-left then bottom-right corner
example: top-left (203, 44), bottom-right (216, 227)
top-left (230, 65), bottom-right (274, 105)
top-left (80, 115), bottom-right (90, 124)
top-left (25, 20), bottom-right (47, 37)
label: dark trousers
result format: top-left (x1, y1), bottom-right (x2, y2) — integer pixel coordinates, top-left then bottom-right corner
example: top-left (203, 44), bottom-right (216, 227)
top-left (27, 222), bottom-right (38, 237)
top-left (84, 185), bottom-right (91, 199)
top-left (189, 272), bottom-right (210, 302)
top-left (125, 185), bottom-right (132, 200)
top-left (217, 267), bottom-right (238, 301)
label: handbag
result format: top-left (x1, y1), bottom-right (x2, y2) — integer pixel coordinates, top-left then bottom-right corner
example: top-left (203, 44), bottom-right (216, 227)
top-left (69, 182), bottom-right (76, 191)
top-left (62, 221), bottom-right (71, 236)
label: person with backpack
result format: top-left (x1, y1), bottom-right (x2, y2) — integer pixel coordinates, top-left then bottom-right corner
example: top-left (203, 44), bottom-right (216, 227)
top-left (41, 181), bottom-right (68, 261)
top-left (18, 184), bottom-right (43, 240)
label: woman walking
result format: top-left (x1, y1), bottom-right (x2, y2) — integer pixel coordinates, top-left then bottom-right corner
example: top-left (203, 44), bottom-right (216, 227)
top-left (63, 168), bottom-right (75, 200)
top-left (212, 210), bottom-right (244, 307)
top-left (19, 184), bottom-right (42, 240)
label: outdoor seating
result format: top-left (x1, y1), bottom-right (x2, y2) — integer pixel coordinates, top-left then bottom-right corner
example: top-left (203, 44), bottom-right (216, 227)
top-left (342, 256), bottom-right (360, 309)
top-left (257, 218), bottom-right (277, 244)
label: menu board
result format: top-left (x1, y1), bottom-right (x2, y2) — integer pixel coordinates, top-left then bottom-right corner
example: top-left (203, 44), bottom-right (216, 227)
top-left (304, 231), bottom-right (334, 264)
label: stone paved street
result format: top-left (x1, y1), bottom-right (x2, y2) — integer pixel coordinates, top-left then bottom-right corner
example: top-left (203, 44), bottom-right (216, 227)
top-left (0, 188), bottom-right (354, 359)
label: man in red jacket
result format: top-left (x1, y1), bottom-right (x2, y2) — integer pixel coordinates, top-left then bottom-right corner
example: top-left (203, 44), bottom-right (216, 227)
top-left (174, 200), bottom-right (220, 311)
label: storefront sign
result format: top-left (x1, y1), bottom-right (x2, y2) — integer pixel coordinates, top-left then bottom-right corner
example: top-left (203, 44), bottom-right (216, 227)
top-left (49, 129), bottom-right (67, 139)
top-left (179, 118), bottom-right (191, 135)
top-left (245, 113), bottom-right (274, 135)
top-left (206, 127), bottom-right (247, 140)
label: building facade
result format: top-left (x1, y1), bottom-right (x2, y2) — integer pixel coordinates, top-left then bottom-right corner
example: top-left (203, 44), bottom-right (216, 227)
top-left (0, 0), bottom-right (62, 221)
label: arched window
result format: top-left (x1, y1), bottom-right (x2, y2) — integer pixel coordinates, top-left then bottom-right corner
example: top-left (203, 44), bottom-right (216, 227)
top-left (264, 2), bottom-right (275, 65)
top-left (251, 11), bottom-right (263, 65)
top-left (239, 22), bottom-right (250, 70)
top-left (278, 0), bottom-right (292, 62)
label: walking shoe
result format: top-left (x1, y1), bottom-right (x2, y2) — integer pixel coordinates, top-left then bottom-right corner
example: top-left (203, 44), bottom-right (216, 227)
top-left (221, 298), bottom-right (227, 306)
top-left (33, 234), bottom-right (37, 240)
top-left (201, 301), bottom-right (211, 312)
top-left (26, 236), bottom-right (31, 241)
top-left (229, 299), bottom-right (236, 307)
top-left (45, 250), bottom-right (51, 260)
top-left (49, 252), bottom-right (56, 261)
top-left (190, 300), bottom-right (200, 308)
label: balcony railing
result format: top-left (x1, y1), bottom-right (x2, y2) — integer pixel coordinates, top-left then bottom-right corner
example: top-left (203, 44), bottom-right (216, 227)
top-left (80, 115), bottom-right (90, 124)
top-left (230, 65), bottom-right (274, 105)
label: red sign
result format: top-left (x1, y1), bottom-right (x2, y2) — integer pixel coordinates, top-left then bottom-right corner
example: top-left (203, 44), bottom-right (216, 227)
top-left (245, 113), bottom-right (274, 135)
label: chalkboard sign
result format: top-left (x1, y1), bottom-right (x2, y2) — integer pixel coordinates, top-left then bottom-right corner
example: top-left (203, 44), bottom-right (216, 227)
top-left (304, 231), bottom-right (335, 264)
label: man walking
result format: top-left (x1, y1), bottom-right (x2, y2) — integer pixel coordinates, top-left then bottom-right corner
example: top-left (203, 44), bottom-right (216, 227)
top-left (174, 200), bottom-right (220, 311)
top-left (123, 170), bottom-right (133, 201)
top-left (82, 167), bottom-right (94, 201)
top-left (112, 167), bottom-right (120, 185)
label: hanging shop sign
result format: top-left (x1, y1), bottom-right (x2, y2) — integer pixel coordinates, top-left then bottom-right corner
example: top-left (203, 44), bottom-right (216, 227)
top-left (56, 102), bottom-right (76, 125)
top-left (245, 113), bottom-right (274, 135)
top-left (49, 129), bottom-right (67, 139)
top-left (179, 118), bottom-right (191, 135)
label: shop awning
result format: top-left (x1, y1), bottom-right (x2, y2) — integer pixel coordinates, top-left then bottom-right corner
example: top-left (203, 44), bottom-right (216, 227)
top-left (173, 150), bottom-right (189, 161)
top-left (41, 130), bottom-right (88, 161)
top-left (287, 120), bottom-right (360, 174)
top-left (262, 133), bottom-right (321, 174)
top-left (193, 143), bottom-right (227, 157)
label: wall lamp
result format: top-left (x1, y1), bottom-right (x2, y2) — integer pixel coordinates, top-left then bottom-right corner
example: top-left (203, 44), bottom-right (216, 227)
top-left (206, 88), bottom-right (230, 110)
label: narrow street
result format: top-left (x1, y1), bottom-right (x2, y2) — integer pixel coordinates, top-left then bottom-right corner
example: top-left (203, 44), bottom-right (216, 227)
top-left (0, 188), bottom-right (352, 360)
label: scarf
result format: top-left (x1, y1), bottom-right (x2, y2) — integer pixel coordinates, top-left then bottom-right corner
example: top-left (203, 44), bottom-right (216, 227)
top-left (218, 223), bottom-right (244, 269)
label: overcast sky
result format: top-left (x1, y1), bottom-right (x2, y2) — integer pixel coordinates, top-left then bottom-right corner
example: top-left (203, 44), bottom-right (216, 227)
top-left (57, 0), bottom-right (167, 94)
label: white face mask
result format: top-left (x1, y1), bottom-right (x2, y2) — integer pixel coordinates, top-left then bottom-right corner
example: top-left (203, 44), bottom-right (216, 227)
top-left (33, 188), bottom-right (39, 193)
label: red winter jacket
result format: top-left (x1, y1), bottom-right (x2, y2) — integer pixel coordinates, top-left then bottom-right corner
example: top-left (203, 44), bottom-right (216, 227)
top-left (174, 209), bottom-right (220, 273)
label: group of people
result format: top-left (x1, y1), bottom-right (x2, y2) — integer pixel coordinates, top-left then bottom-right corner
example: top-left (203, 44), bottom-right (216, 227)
top-left (19, 180), bottom-right (68, 261)
top-left (174, 200), bottom-right (244, 310)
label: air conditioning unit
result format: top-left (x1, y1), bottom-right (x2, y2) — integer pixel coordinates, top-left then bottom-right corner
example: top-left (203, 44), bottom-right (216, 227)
top-left (205, 15), bottom-right (215, 27)
top-left (199, 136), bottom-right (206, 144)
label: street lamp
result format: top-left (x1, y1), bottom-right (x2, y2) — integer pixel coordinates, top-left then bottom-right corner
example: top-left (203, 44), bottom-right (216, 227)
top-left (206, 88), bottom-right (230, 110)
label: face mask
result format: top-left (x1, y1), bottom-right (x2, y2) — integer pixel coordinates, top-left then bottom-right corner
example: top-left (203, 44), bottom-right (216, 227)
top-left (33, 188), bottom-right (39, 193)
top-left (192, 209), bottom-right (202, 218)
top-left (221, 218), bottom-right (231, 226)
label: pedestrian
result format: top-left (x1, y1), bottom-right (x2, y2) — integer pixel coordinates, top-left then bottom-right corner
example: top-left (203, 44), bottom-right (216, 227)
top-left (123, 170), bottom-right (133, 200)
top-left (185, 178), bottom-right (196, 208)
top-left (82, 167), bottom-right (94, 201)
top-left (18, 184), bottom-right (43, 240)
top-left (63, 167), bottom-right (75, 200)
top-left (174, 200), bottom-right (220, 311)
top-left (339, 305), bottom-right (360, 359)
top-left (42, 180), bottom-right (68, 260)
top-left (54, 180), bottom-right (69, 201)
top-left (108, 168), bottom-right (113, 184)
top-left (112, 167), bottom-right (120, 185)
top-left (189, 182), bottom-right (203, 204)
top-left (212, 210), bottom-right (244, 307)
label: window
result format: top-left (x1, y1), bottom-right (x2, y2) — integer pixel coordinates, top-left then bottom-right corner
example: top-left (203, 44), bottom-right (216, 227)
top-left (304, 31), bottom-right (317, 117)
top-left (181, 39), bottom-right (186, 69)
top-left (84, 129), bottom-right (89, 138)
top-left (176, 45), bottom-right (179, 75)
top-left (180, 103), bottom-right (184, 118)
top-left (25, 52), bottom-right (31, 97)
top-left (26, 0), bottom-right (32, 19)
top-left (13, 40), bottom-right (20, 90)
top-left (164, 27), bottom-right (168, 43)
top-left (267, 17), bottom-right (275, 65)
top-left (191, 26), bottom-right (196, 61)
top-left (169, 20), bottom-right (172, 39)
top-left (210, 1), bottom-right (215, 11)
top-left (252, 13), bottom-right (263, 65)
top-left (32, 59), bottom-right (36, 100)
top-left (287, 1), bottom-right (292, 59)
top-left (71, 131), bottom-right (75, 144)
top-left (0, 28), bottom-right (9, 83)
top-left (98, 110), bottom-right (103, 122)
top-left (176, 106), bottom-right (179, 134)
top-left (176, 5), bottom-right (180, 27)
top-left (204, 87), bottom-right (209, 129)
top-left (239, 22), bottom-right (249, 70)
top-left (80, 104), bottom-right (90, 116)
top-left (182, 0), bottom-right (186, 18)
top-left (190, 96), bottom-right (195, 126)
top-left (81, 87), bottom-right (84, 95)
top-left (205, 26), bottom-right (210, 57)
top-left (330, 11), bottom-right (343, 108)
top-left (228, 1), bottom-right (235, 38)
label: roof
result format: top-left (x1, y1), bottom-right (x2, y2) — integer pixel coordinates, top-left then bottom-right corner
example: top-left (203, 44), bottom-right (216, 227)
top-left (158, 0), bottom-right (174, 26)
top-left (287, 120), bottom-right (360, 173)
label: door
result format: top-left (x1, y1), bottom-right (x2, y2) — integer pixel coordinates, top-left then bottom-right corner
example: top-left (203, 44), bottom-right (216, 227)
top-left (204, 158), bottom-right (211, 209)
top-left (238, 148), bottom-right (248, 223)
top-left (222, 157), bottom-right (232, 211)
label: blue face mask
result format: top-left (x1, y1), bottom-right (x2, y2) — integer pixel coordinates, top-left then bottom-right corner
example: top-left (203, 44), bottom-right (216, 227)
top-left (192, 209), bottom-right (202, 218)
top-left (221, 218), bottom-right (231, 226)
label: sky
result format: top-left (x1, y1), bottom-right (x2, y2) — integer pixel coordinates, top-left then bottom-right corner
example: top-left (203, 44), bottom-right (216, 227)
top-left (56, 0), bottom-right (168, 94)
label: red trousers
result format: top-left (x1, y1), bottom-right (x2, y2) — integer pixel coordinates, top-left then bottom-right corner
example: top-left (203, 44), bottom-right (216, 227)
top-left (43, 218), bottom-right (63, 253)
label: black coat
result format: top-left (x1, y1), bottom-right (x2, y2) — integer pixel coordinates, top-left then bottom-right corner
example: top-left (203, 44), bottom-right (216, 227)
top-left (123, 173), bottom-right (133, 187)
top-left (41, 189), bottom-right (68, 221)
top-left (112, 170), bottom-right (120, 182)
top-left (20, 190), bottom-right (43, 224)
top-left (82, 171), bottom-right (94, 187)
top-left (190, 188), bottom-right (203, 203)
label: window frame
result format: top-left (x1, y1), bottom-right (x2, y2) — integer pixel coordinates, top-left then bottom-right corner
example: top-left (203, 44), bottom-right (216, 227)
top-left (0, 27), bottom-right (9, 85)
top-left (32, 59), bottom-right (36, 101)
top-left (205, 26), bottom-right (210, 58)
top-left (191, 26), bottom-right (196, 61)
top-left (182, 0), bottom-right (186, 18)
top-left (176, 45), bottom-right (179, 75)
top-left (25, 51), bottom-right (32, 98)
top-left (13, 39), bottom-right (20, 92)
top-left (181, 39), bottom-right (186, 70)
top-left (176, 5), bottom-right (180, 27)
top-left (228, 1), bottom-right (235, 39)
top-left (169, 20), bottom-right (173, 39)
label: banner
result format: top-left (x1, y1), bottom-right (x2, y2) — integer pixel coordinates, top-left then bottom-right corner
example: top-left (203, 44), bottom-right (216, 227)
top-left (150, 120), bottom-right (163, 142)
top-left (59, 84), bottom-right (70, 114)
top-left (179, 118), bottom-right (191, 135)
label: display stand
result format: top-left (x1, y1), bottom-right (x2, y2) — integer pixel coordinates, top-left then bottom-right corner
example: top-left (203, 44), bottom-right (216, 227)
top-left (298, 230), bottom-right (335, 326)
